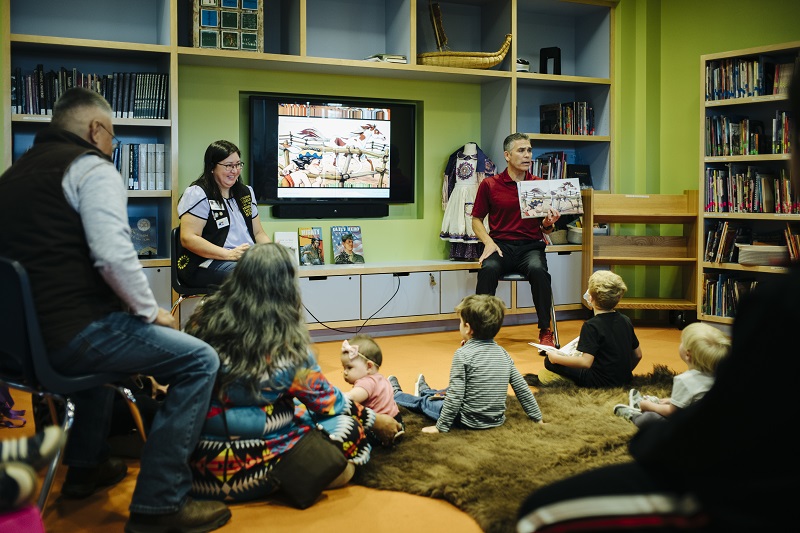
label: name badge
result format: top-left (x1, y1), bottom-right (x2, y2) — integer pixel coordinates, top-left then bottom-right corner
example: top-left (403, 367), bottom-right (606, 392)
top-left (216, 217), bottom-right (230, 229)
top-left (208, 200), bottom-right (222, 210)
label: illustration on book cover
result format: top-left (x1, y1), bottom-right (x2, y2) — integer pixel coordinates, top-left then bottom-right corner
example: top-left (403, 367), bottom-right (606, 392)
top-left (298, 226), bottom-right (324, 265)
top-left (331, 225), bottom-right (364, 264)
top-left (517, 178), bottom-right (583, 219)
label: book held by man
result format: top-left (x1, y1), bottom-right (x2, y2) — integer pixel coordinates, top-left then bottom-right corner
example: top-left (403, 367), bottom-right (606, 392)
top-left (517, 178), bottom-right (583, 219)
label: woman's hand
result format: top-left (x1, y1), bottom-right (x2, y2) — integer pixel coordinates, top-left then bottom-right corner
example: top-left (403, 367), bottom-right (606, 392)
top-left (227, 243), bottom-right (250, 261)
top-left (372, 413), bottom-right (403, 445)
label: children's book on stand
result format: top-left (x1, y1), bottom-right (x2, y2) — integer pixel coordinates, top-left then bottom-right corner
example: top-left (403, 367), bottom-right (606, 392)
top-left (517, 178), bottom-right (583, 219)
top-left (273, 231), bottom-right (300, 265)
top-left (529, 336), bottom-right (580, 357)
top-left (331, 225), bottom-right (365, 264)
top-left (298, 226), bottom-right (324, 265)
top-left (129, 216), bottom-right (158, 257)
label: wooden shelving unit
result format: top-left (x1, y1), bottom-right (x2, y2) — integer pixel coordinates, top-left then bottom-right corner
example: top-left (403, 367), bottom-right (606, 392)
top-left (582, 189), bottom-right (699, 313)
top-left (698, 41), bottom-right (800, 325)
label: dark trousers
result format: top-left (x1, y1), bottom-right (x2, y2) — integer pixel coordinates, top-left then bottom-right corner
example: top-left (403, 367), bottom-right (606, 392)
top-left (475, 240), bottom-right (551, 330)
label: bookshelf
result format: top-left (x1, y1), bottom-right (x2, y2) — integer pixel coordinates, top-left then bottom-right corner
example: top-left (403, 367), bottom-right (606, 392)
top-left (2, 0), bottom-right (615, 312)
top-left (698, 41), bottom-right (800, 325)
top-left (582, 189), bottom-right (699, 320)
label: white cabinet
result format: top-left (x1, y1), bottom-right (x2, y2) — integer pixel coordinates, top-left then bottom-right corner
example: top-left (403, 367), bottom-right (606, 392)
top-left (516, 252), bottom-right (582, 308)
top-left (440, 269), bottom-right (512, 311)
top-left (300, 275), bottom-right (360, 323)
top-left (142, 266), bottom-right (171, 311)
top-left (361, 271), bottom-right (440, 319)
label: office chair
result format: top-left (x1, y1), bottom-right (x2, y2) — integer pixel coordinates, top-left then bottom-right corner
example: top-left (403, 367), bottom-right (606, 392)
top-left (170, 227), bottom-right (209, 317)
top-left (499, 271), bottom-right (560, 349)
top-left (0, 256), bottom-right (146, 513)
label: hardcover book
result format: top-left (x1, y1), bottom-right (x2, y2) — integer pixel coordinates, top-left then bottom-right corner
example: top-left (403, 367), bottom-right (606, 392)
top-left (273, 231), bottom-right (300, 265)
top-left (129, 216), bottom-right (158, 257)
top-left (517, 178), bottom-right (583, 219)
top-left (331, 225), bottom-right (365, 264)
top-left (298, 226), bottom-right (324, 265)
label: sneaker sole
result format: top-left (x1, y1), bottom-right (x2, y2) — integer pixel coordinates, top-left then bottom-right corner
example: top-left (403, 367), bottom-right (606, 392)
top-left (413, 374), bottom-right (423, 396)
top-left (125, 510), bottom-right (232, 533)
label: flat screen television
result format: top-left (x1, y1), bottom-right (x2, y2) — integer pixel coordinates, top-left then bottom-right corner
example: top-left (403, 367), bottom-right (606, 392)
top-left (249, 93), bottom-right (417, 218)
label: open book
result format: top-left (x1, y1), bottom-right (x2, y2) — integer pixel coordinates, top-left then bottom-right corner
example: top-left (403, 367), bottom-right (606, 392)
top-left (529, 336), bottom-right (580, 357)
top-left (517, 178), bottom-right (583, 219)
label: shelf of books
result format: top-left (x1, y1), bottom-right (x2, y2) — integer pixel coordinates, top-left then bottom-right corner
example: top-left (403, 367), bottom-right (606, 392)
top-left (698, 41), bottom-right (800, 325)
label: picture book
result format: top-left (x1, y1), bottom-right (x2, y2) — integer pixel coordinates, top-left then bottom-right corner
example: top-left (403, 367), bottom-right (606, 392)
top-left (273, 231), bottom-right (300, 265)
top-left (331, 225), bottom-right (365, 264)
top-left (129, 216), bottom-right (158, 257)
top-left (298, 226), bottom-right (324, 265)
top-left (528, 336), bottom-right (580, 357)
top-left (517, 178), bottom-right (583, 219)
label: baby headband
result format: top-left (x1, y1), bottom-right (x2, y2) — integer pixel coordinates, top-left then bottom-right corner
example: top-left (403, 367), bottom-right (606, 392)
top-left (342, 339), bottom-right (368, 362)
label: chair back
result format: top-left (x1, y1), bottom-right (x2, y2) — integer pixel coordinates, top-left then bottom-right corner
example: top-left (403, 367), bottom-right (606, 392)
top-left (171, 227), bottom-right (207, 297)
top-left (0, 256), bottom-right (130, 394)
top-left (0, 256), bottom-right (44, 386)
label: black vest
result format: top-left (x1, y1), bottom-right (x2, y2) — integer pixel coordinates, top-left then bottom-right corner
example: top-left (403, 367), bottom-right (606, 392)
top-left (0, 127), bottom-right (122, 352)
top-left (178, 180), bottom-right (256, 283)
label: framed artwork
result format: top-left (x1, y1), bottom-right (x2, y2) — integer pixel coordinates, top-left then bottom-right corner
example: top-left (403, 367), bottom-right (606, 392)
top-left (200, 30), bottom-right (219, 48)
top-left (241, 32), bottom-right (258, 51)
top-left (193, 0), bottom-right (262, 52)
top-left (221, 31), bottom-right (239, 50)
top-left (241, 12), bottom-right (257, 30)
top-left (200, 9), bottom-right (219, 27)
top-left (221, 11), bottom-right (238, 29)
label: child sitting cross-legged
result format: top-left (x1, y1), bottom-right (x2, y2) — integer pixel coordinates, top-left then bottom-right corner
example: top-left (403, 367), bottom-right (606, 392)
top-left (388, 294), bottom-right (543, 434)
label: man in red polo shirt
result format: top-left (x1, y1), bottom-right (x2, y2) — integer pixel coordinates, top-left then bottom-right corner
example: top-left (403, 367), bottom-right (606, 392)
top-left (471, 132), bottom-right (560, 348)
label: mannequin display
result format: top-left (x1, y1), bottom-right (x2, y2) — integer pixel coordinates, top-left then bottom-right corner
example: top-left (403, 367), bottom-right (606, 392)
top-left (440, 142), bottom-right (497, 260)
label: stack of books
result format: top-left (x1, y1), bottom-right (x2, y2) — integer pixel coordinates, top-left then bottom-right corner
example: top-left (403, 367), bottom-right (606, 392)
top-left (364, 53), bottom-right (407, 64)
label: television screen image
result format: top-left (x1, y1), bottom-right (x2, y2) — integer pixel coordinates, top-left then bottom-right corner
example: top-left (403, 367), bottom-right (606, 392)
top-left (249, 93), bottom-right (417, 218)
top-left (277, 105), bottom-right (391, 200)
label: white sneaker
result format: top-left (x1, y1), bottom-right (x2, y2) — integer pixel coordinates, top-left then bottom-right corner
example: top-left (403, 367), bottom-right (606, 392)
top-left (614, 403), bottom-right (641, 423)
top-left (414, 374), bottom-right (430, 396)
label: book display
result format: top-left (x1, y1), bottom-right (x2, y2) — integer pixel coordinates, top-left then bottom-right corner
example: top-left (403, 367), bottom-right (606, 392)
top-left (129, 216), bottom-right (159, 258)
top-left (273, 231), bottom-right (300, 265)
top-left (331, 226), bottom-right (365, 264)
top-left (699, 41), bottom-right (800, 324)
top-left (298, 227), bottom-right (325, 265)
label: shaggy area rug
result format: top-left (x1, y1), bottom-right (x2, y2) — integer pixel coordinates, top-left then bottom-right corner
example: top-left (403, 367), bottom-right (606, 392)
top-left (352, 366), bottom-right (675, 533)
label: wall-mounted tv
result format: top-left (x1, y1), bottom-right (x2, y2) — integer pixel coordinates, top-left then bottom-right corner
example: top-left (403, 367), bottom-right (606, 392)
top-left (249, 93), bottom-right (417, 219)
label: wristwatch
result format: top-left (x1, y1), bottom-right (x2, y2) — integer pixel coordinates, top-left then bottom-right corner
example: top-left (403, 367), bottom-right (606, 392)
top-left (541, 224), bottom-right (554, 231)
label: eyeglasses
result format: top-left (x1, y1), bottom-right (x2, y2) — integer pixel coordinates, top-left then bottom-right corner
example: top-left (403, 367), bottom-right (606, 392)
top-left (97, 122), bottom-right (120, 152)
top-left (217, 162), bottom-right (245, 171)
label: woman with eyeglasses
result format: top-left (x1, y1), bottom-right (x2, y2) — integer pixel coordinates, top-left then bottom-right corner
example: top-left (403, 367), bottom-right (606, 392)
top-left (177, 140), bottom-right (271, 287)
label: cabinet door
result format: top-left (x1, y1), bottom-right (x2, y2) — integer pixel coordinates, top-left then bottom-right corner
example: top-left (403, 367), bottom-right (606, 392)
top-left (361, 272), bottom-right (439, 318)
top-left (300, 275), bottom-right (360, 323)
top-left (516, 252), bottom-right (582, 308)
top-left (440, 270), bottom-right (512, 311)
top-left (141, 266), bottom-right (171, 310)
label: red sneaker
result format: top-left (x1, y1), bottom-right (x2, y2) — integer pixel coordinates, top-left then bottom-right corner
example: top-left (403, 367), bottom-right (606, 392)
top-left (538, 329), bottom-right (555, 348)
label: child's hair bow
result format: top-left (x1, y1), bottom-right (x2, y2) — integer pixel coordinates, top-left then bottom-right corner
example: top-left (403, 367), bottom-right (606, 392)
top-left (342, 339), bottom-right (361, 361)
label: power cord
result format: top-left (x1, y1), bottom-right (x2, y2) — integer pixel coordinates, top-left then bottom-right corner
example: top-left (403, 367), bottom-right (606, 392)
top-left (304, 275), bottom-right (402, 334)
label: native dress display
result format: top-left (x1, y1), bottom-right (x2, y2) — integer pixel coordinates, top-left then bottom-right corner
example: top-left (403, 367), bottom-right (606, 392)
top-left (440, 143), bottom-right (496, 260)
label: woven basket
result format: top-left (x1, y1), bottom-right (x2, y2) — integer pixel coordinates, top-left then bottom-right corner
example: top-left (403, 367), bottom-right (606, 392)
top-left (549, 229), bottom-right (568, 245)
top-left (417, 34), bottom-right (512, 69)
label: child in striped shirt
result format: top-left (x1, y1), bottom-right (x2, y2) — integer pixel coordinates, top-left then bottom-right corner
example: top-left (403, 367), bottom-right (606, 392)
top-left (389, 294), bottom-right (543, 433)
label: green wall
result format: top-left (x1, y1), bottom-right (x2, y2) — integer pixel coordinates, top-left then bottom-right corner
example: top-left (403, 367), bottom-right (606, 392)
top-left (178, 1), bottom-right (800, 263)
top-left (616, 0), bottom-right (800, 195)
top-left (178, 67), bottom-right (481, 262)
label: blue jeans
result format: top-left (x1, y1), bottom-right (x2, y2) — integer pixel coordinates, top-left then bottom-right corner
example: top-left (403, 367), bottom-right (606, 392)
top-left (394, 389), bottom-right (446, 421)
top-left (187, 259), bottom-right (236, 287)
top-left (51, 311), bottom-right (219, 514)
